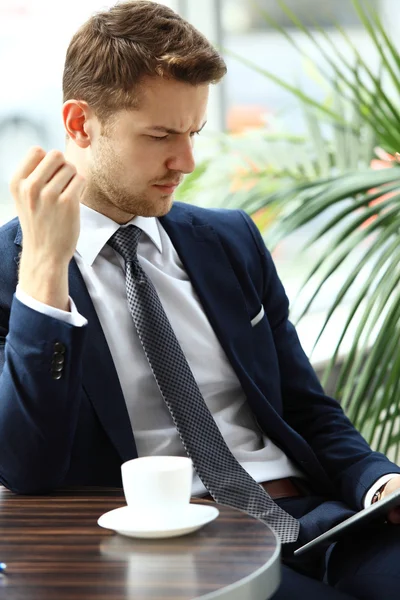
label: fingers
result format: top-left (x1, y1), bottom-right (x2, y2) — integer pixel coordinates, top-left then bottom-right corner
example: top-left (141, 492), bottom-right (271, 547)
top-left (9, 147), bottom-right (83, 273)
top-left (60, 172), bottom-right (86, 202)
top-left (41, 163), bottom-right (78, 200)
top-left (10, 147), bottom-right (68, 202)
top-left (10, 146), bottom-right (85, 208)
top-left (10, 146), bottom-right (46, 194)
top-left (25, 149), bottom-right (68, 189)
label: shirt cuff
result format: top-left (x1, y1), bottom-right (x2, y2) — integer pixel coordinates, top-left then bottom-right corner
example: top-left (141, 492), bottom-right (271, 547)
top-left (16, 286), bottom-right (87, 328)
top-left (364, 473), bottom-right (399, 507)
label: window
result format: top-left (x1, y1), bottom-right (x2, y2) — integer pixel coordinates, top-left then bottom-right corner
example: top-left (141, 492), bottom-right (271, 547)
top-left (221, 0), bottom-right (382, 134)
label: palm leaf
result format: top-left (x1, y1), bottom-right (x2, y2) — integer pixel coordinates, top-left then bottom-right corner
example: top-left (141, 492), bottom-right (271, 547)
top-left (183, 0), bottom-right (400, 453)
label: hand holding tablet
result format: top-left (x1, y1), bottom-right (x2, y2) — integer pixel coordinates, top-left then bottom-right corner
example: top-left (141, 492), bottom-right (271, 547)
top-left (294, 488), bottom-right (400, 556)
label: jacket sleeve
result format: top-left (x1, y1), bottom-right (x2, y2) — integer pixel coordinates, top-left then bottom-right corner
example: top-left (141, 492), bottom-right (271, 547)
top-left (241, 211), bottom-right (400, 510)
top-left (0, 296), bottom-right (87, 493)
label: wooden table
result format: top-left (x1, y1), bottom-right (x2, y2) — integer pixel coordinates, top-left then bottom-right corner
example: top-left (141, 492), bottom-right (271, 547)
top-left (0, 486), bottom-right (280, 600)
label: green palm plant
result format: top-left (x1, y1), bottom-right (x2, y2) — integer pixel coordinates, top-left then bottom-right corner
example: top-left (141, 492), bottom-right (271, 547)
top-left (177, 0), bottom-right (400, 458)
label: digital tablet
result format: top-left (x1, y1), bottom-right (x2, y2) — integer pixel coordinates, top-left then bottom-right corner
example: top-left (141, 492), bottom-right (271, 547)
top-left (294, 487), bottom-right (400, 556)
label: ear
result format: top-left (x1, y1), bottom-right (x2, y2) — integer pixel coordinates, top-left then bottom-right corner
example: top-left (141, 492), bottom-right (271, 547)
top-left (62, 100), bottom-right (98, 149)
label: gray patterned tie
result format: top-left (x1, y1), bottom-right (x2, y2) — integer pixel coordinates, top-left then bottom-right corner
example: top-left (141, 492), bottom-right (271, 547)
top-left (108, 225), bottom-right (300, 543)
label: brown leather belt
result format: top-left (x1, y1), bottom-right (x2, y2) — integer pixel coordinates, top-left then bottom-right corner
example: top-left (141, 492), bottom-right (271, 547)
top-left (202, 477), bottom-right (304, 502)
top-left (260, 477), bottom-right (303, 500)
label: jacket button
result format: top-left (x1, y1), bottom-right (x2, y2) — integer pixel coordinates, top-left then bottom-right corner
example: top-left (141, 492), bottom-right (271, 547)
top-left (51, 363), bottom-right (64, 373)
top-left (52, 353), bottom-right (65, 365)
top-left (51, 371), bottom-right (63, 380)
top-left (54, 342), bottom-right (66, 354)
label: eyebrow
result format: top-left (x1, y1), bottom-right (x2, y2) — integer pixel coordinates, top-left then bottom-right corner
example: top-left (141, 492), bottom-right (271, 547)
top-left (146, 121), bottom-right (207, 134)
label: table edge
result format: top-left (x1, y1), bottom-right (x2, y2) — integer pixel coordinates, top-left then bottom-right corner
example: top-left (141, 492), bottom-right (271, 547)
top-left (193, 532), bottom-right (281, 600)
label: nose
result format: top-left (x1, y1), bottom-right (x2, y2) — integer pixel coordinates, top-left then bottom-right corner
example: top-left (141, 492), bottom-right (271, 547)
top-left (166, 138), bottom-right (196, 174)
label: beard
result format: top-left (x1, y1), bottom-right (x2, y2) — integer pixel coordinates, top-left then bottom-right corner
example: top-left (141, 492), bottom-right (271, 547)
top-left (82, 136), bottom-right (174, 221)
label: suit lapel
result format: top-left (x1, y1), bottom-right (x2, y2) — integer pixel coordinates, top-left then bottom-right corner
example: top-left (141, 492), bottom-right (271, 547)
top-left (161, 208), bottom-right (334, 491)
top-left (68, 260), bottom-right (137, 462)
top-left (160, 206), bottom-right (256, 382)
top-left (64, 207), bottom-right (256, 460)
top-left (69, 205), bottom-right (256, 461)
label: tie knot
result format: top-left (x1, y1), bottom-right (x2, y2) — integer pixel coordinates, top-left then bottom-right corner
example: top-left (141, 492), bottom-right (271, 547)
top-left (108, 225), bottom-right (142, 263)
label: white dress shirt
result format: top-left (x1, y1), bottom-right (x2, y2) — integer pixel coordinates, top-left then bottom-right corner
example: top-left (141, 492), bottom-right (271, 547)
top-left (16, 204), bottom-right (394, 502)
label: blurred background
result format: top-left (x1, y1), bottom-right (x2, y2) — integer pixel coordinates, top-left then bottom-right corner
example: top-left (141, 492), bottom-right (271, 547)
top-left (2, 1), bottom-right (400, 452)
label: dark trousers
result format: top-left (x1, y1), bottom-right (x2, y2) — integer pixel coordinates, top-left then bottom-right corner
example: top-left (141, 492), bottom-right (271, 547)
top-left (271, 496), bottom-right (400, 599)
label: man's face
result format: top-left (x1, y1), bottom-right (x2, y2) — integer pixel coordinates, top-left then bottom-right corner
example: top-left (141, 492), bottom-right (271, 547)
top-left (84, 77), bottom-right (209, 222)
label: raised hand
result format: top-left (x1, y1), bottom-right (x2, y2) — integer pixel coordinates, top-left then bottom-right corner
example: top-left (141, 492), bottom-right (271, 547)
top-left (9, 147), bottom-right (86, 310)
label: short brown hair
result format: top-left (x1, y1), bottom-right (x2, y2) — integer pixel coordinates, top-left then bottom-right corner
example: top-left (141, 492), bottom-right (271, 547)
top-left (62, 0), bottom-right (227, 125)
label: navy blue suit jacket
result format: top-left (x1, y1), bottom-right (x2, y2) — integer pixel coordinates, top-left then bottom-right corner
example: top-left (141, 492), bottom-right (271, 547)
top-left (1, 202), bottom-right (399, 537)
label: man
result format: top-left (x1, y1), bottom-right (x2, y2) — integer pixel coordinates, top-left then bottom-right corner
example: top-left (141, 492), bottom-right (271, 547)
top-left (1, 1), bottom-right (400, 598)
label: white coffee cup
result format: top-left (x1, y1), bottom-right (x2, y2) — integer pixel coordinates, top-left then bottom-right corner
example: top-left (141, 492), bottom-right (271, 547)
top-left (121, 456), bottom-right (193, 521)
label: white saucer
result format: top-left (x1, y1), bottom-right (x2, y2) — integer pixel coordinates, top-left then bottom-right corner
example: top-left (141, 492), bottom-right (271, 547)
top-left (98, 504), bottom-right (219, 539)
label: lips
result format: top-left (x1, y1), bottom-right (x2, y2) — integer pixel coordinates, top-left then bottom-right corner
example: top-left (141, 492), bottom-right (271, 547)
top-left (155, 181), bottom-right (181, 186)
top-left (152, 181), bottom-right (181, 194)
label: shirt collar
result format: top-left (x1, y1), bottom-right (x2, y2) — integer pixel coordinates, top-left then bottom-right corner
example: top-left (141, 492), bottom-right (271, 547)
top-left (76, 203), bottom-right (163, 266)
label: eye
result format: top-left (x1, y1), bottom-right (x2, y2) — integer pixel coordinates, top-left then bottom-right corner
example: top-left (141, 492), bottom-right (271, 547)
top-left (149, 135), bottom-right (169, 141)
top-left (190, 131), bottom-right (201, 138)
